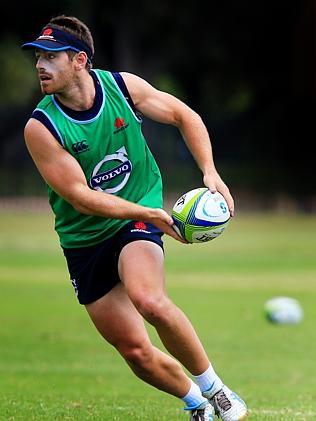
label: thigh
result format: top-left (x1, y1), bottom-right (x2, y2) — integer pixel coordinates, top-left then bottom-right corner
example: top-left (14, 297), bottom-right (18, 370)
top-left (85, 281), bottom-right (150, 348)
top-left (118, 240), bottom-right (166, 303)
top-left (63, 221), bottom-right (163, 305)
top-left (63, 238), bottom-right (120, 305)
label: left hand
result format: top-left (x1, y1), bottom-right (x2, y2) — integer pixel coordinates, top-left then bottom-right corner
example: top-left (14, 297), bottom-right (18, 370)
top-left (147, 208), bottom-right (188, 243)
top-left (203, 172), bottom-right (235, 217)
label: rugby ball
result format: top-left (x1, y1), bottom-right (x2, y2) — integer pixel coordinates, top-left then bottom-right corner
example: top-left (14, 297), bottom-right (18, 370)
top-left (172, 187), bottom-right (230, 243)
top-left (264, 296), bottom-right (303, 324)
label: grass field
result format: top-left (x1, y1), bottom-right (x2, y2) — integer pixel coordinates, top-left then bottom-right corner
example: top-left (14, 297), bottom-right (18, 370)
top-left (0, 211), bottom-right (316, 420)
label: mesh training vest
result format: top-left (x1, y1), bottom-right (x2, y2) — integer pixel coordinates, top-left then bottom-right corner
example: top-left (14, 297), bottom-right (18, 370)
top-left (34, 70), bottom-right (163, 248)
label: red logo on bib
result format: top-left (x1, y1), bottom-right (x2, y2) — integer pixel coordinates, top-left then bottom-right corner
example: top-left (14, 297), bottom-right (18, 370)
top-left (114, 117), bottom-right (125, 129)
top-left (134, 221), bottom-right (147, 230)
top-left (113, 117), bottom-right (129, 134)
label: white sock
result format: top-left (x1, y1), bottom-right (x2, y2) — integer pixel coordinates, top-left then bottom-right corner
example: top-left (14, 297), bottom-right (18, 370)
top-left (193, 364), bottom-right (223, 395)
top-left (181, 380), bottom-right (208, 410)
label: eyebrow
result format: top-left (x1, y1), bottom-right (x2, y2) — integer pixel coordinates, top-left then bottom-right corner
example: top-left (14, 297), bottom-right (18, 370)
top-left (34, 49), bottom-right (59, 56)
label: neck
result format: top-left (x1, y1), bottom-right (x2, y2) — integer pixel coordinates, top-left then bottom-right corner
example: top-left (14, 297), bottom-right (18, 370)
top-left (55, 71), bottom-right (95, 111)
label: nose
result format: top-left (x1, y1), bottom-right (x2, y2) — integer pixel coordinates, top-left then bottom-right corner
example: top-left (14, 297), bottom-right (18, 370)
top-left (36, 56), bottom-right (44, 70)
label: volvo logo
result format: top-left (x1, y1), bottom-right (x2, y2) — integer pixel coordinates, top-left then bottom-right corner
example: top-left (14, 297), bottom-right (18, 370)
top-left (90, 146), bottom-right (132, 194)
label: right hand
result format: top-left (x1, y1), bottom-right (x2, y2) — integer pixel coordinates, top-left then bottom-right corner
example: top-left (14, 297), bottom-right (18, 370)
top-left (147, 208), bottom-right (187, 243)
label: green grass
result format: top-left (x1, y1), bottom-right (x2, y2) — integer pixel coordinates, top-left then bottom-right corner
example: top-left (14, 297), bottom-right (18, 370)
top-left (0, 212), bottom-right (316, 420)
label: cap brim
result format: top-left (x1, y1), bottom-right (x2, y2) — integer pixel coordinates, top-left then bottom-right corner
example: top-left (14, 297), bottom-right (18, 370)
top-left (21, 40), bottom-right (78, 52)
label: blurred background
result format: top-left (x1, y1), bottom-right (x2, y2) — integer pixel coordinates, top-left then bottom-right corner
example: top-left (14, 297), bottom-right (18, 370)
top-left (0, 0), bottom-right (315, 211)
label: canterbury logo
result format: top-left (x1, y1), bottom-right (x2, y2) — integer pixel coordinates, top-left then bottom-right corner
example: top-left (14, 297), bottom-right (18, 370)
top-left (72, 140), bottom-right (89, 154)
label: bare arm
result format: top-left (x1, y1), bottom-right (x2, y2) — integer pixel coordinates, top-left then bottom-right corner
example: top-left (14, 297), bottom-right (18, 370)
top-left (122, 72), bottom-right (234, 216)
top-left (24, 119), bottom-right (184, 242)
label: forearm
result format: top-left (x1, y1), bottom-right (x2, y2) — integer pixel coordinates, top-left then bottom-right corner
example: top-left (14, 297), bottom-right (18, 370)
top-left (66, 183), bottom-right (184, 241)
top-left (178, 111), bottom-right (217, 176)
top-left (69, 184), bottom-right (156, 221)
top-left (177, 111), bottom-right (235, 214)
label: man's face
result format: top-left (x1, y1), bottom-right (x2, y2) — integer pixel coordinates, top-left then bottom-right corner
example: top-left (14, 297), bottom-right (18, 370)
top-left (35, 49), bottom-right (75, 95)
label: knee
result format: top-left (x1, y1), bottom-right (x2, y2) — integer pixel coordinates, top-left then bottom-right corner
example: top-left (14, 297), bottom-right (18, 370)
top-left (118, 343), bottom-right (154, 368)
top-left (135, 295), bottom-right (173, 325)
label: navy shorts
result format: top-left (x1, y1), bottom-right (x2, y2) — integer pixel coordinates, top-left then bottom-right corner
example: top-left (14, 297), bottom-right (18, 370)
top-left (62, 221), bottom-right (164, 305)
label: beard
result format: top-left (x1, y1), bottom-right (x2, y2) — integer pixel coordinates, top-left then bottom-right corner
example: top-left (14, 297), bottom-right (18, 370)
top-left (39, 68), bottom-right (74, 95)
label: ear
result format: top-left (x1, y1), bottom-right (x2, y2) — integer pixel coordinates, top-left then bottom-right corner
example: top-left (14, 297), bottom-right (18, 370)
top-left (74, 51), bottom-right (88, 70)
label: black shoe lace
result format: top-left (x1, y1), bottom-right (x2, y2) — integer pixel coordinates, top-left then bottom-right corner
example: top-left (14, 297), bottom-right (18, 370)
top-left (215, 390), bottom-right (232, 411)
top-left (191, 408), bottom-right (206, 420)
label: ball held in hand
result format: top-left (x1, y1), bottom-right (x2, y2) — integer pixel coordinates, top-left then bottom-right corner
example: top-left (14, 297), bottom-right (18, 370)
top-left (172, 187), bottom-right (230, 243)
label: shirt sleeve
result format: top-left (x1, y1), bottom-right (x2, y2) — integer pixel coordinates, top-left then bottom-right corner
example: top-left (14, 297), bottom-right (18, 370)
top-left (31, 109), bottom-right (64, 146)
